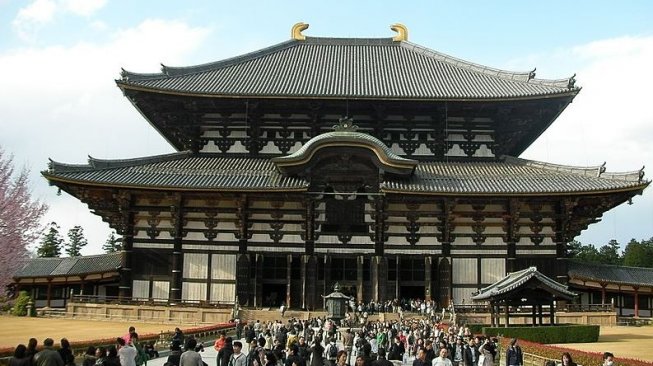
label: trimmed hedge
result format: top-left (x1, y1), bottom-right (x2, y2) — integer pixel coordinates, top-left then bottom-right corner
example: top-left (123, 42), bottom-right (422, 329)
top-left (482, 324), bottom-right (599, 343)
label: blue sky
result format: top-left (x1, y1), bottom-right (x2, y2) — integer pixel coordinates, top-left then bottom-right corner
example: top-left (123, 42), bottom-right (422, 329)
top-left (1, 0), bottom-right (652, 254)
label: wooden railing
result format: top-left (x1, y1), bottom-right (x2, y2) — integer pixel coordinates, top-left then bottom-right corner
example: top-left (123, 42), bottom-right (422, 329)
top-left (71, 294), bottom-right (235, 308)
top-left (455, 303), bottom-right (613, 314)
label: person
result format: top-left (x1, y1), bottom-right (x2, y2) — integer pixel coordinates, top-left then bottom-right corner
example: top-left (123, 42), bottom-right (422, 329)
top-left (123, 326), bottom-right (136, 345)
top-left (180, 338), bottom-right (204, 366)
top-left (165, 341), bottom-right (183, 366)
top-left (280, 303), bottom-right (286, 318)
top-left (354, 356), bottom-right (365, 366)
top-left (371, 348), bottom-right (391, 366)
top-left (335, 351), bottom-right (350, 366)
top-left (33, 338), bottom-right (64, 366)
top-left (284, 345), bottom-right (304, 366)
top-left (412, 347), bottom-right (427, 366)
top-left (560, 352), bottom-right (576, 366)
top-left (218, 337), bottom-right (234, 366)
top-left (230, 341), bottom-right (248, 366)
top-left (9, 344), bottom-right (32, 366)
top-left (117, 336), bottom-right (138, 366)
top-left (323, 338), bottom-right (338, 366)
top-left (144, 342), bottom-right (159, 360)
top-left (602, 352), bottom-right (614, 366)
top-left (432, 348), bottom-right (452, 366)
top-left (504, 339), bottom-right (522, 366)
top-left (343, 329), bottom-right (354, 363)
top-left (82, 346), bottom-right (98, 366)
top-left (450, 338), bottom-right (464, 366)
top-left (477, 339), bottom-right (493, 366)
top-left (215, 333), bottom-right (227, 353)
top-left (463, 339), bottom-right (479, 366)
top-left (131, 332), bottom-right (150, 366)
top-left (58, 339), bottom-right (75, 366)
top-left (309, 336), bottom-right (325, 366)
top-left (104, 347), bottom-right (121, 366)
top-left (263, 351), bottom-right (277, 366)
top-left (26, 339), bottom-right (39, 366)
top-left (95, 347), bottom-right (107, 366)
top-left (173, 328), bottom-right (185, 345)
top-left (387, 338), bottom-right (403, 361)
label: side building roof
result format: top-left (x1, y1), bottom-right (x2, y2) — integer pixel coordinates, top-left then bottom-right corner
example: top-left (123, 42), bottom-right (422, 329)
top-left (472, 266), bottom-right (577, 301)
top-left (567, 259), bottom-right (653, 288)
top-left (117, 35), bottom-right (579, 101)
top-left (42, 153), bottom-right (647, 196)
top-left (13, 253), bottom-right (122, 279)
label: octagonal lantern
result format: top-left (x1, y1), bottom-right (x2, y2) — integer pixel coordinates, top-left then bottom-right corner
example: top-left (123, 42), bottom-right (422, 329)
top-left (324, 282), bottom-right (349, 321)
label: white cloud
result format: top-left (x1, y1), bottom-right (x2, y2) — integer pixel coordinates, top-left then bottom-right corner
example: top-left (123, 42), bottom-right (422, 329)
top-left (12, 0), bottom-right (57, 41)
top-left (0, 19), bottom-right (211, 254)
top-left (521, 35), bottom-right (653, 246)
top-left (61, 0), bottom-right (107, 17)
top-left (12, 0), bottom-right (108, 42)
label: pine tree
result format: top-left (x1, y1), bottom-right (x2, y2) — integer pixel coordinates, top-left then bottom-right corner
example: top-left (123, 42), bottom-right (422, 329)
top-left (37, 222), bottom-right (63, 257)
top-left (102, 231), bottom-right (122, 253)
top-left (65, 225), bottom-right (88, 257)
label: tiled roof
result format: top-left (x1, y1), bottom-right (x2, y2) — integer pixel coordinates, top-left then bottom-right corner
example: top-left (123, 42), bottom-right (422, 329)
top-left (382, 156), bottom-right (647, 195)
top-left (117, 37), bottom-right (579, 100)
top-left (472, 266), bottom-right (577, 301)
top-left (43, 153), bottom-right (647, 195)
top-left (44, 152), bottom-right (309, 191)
top-left (567, 260), bottom-right (653, 288)
top-left (13, 253), bottom-right (122, 279)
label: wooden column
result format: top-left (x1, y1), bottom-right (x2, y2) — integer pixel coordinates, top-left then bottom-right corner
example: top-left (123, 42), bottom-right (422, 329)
top-left (424, 256), bottom-right (432, 301)
top-left (118, 193), bottom-right (134, 300)
top-left (634, 287), bottom-right (639, 318)
top-left (303, 198), bottom-right (317, 309)
top-left (550, 299), bottom-right (555, 325)
top-left (254, 254), bottom-right (263, 307)
top-left (356, 256), bottom-right (364, 303)
top-left (506, 198), bottom-right (519, 273)
top-left (531, 304), bottom-right (537, 325)
top-left (46, 280), bottom-right (52, 308)
top-left (170, 194), bottom-right (184, 303)
top-left (504, 304), bottom-right (509, 328)
top-left (601, 283), bottom-right (607, 304)
top-left (286, 254), bottom-right (292, 309)
top-left (538, 304), bottom-right (544, 325)
top-left (236, 195), bottom-right (250, 306)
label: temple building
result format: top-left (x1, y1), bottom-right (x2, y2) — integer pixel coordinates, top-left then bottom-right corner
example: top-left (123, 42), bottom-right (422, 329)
top-left (40, 24), bottom-right (648, 310)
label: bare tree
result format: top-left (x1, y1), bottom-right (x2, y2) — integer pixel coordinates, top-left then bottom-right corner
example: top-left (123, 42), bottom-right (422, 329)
top-left (0, 148), bottom-right (48, 290)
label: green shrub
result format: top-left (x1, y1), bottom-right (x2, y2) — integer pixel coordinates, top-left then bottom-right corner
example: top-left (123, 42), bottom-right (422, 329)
top-left (11, 291), bottom-right (32, 316)
top-left (482, 324), bottom-right (599, 343)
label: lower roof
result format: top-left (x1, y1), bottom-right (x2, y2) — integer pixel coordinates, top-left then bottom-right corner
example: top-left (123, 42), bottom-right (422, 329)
top-left (472, 266), bottom-right (577, 301)
top-left (43, 152), bottom-right (648, 196)
top-left (567, 259), bottom-right (653, 288)
top-left (13, 253), bottom-right (122, 279)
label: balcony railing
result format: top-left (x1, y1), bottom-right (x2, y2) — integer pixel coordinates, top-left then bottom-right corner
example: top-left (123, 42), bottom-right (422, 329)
top-left (71, 294), bottom-right (235, 308)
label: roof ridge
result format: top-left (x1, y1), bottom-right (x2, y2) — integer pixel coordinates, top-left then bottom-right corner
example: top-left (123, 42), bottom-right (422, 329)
top-left (120, 39), bottom-right (298, 81)
top-left (503, 156), bottom-right (647, 183)
top-left (567, 258), bottom-right (653, 271)
top-left (400, 41), bottom-right (578, 90)
top-left (47, 151), bottom-right (193, 173)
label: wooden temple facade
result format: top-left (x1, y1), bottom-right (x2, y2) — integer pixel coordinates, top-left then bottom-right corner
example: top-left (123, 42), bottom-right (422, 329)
top-left (42, 24), bottom-right (649, 309)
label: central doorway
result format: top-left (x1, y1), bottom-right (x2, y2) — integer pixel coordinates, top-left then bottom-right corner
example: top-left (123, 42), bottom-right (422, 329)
top-left (261, 283), bottom-right (286, 307)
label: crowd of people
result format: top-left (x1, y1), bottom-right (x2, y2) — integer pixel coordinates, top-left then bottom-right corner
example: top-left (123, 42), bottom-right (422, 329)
top-left (7, 318), bottom-right (619, 366)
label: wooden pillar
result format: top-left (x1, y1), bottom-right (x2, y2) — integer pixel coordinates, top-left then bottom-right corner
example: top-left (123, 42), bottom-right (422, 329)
top-left (531, 304), bottom-right (537, 325)
top-left (506, 198), bottom-right (519, 273)
top-left (424, 256), bottom-right (432, 301)
top-left (118, 194), bottom-right (134, 300)
top-left (538, 304), bottom-right (543, 325)
top-left (634, 287), bottom-right (639, 318)
top-left (286, 254), bottom-right (292, 309)
top-left (490, 302), bottom-right (495, 327)
top-left (356, 256), bottom-right (364, 303)
top-left (255, 254), bottom-right (263, 307)
top-left (170, 195), bottom-right (184, 303)
top-left (46, 280), bottom-right (52, 308)
top-left (323, 255), bottom-right (331, 309)
top-left (550, 299), bottom-right (555, 325)
top-left (302, 255), bottom-right (317, 310)
top-left (504, 304), bottom-right (509, 328)
top-left (600, 283), bottom-right (607, 304)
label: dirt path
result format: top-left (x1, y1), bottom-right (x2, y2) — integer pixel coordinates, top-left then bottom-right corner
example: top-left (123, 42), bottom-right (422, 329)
top-left (0, 316), bottom-right (181, 349)
top-left (551, 325), bottom-right (653, 363)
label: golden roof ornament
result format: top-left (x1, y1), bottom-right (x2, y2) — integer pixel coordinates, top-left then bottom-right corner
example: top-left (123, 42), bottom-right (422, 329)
top-left (292, 22), bottom-right (309, 41)
top-left (391, 23), bottom-right (408, 41)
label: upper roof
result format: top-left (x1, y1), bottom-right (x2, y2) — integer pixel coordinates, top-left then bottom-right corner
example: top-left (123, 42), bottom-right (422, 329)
top-left (13, 253), bottom-right (122, 279)
top-left (43, 153), bottom-right (647, 196)
top-left (567, 260), bottom-right (653, 288)
top-left (118, 26), bottom-right (579, 101)
top-left (472, 266), bottom-right (577, 301)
